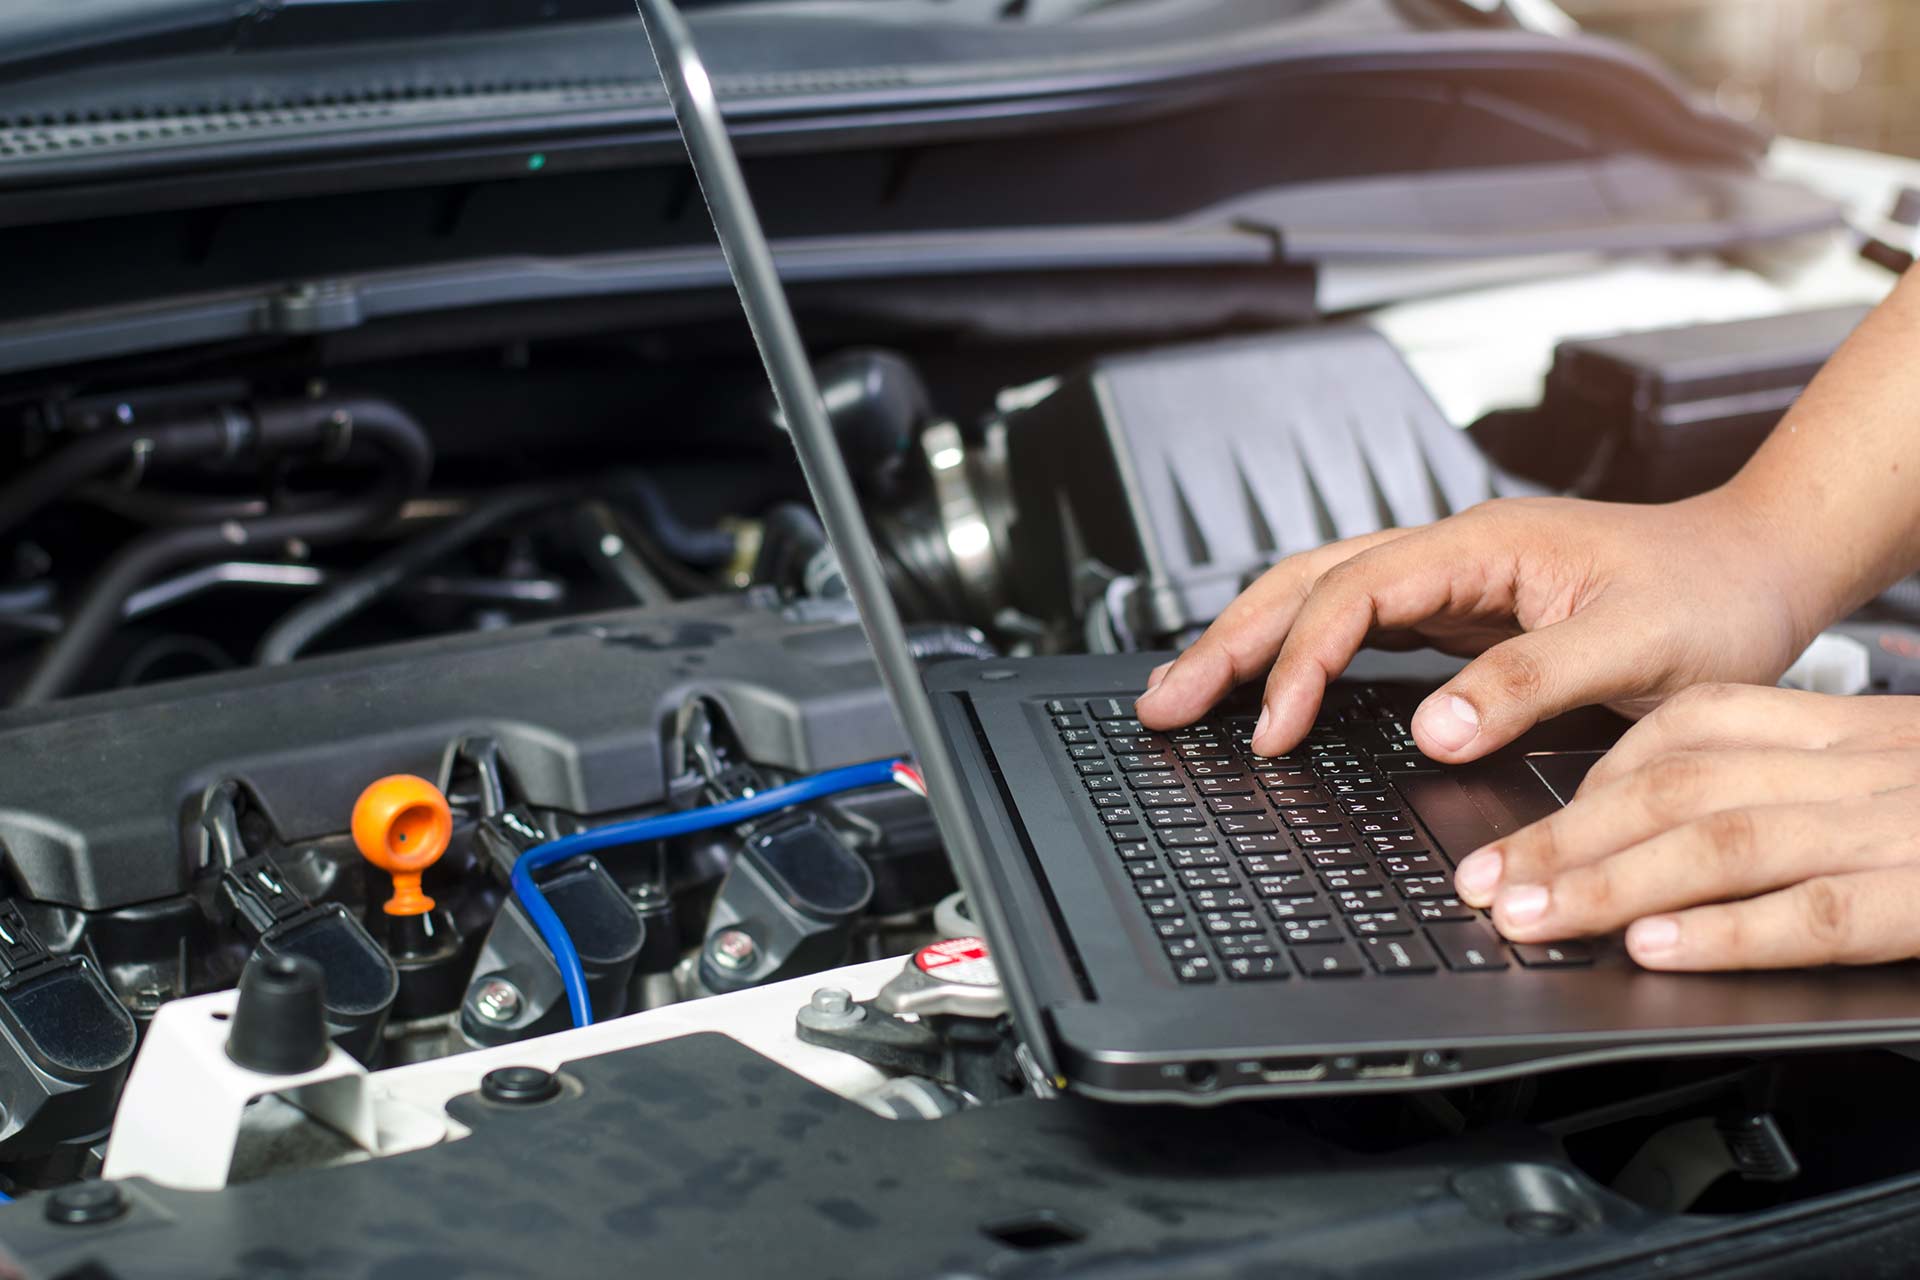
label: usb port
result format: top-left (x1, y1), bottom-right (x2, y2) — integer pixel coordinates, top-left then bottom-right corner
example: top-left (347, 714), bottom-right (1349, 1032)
top-left (1355, 1053), bottom-right (1414, 1080)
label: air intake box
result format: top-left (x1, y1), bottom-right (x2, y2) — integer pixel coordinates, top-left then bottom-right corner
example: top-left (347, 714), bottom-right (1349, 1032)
top-left (1003, 328), bottom-right (1513, 641)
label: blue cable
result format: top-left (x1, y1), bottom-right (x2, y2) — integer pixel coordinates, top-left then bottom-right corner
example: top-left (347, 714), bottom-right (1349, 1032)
top-left (510, 758), bottom-right (906, 1028)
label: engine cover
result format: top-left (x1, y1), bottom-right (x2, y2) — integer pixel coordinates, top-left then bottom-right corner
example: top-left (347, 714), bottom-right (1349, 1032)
top-left (0, 594), bottom-right (908, 910)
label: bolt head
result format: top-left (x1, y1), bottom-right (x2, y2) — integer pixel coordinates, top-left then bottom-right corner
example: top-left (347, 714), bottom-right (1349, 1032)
top-left (46, 1181), bottom-right (127, 1226)
top-left (710, 928), bottom-right (757, 971)
top-left (810, 987), bottom-right (852, 1015)
top-left (471, 979), bottom-right (523, 1024)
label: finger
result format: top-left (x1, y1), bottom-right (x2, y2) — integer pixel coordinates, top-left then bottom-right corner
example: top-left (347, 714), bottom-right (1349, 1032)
top-left (1251, 527), bottom-right (1497, 755)
top-left (1405, 608), bottom-right (1666, 765)
top-left (1457, 748), bottom-right (1920, 906)
top-left (1626, 866), bottom-right (1920, 971)
top-left (1579, 684), bottom-right (1837, 795)
top-left (1138, 529), bottom-right (1409, 730)
top-left (1488, 798), bottom-right (1915, 942)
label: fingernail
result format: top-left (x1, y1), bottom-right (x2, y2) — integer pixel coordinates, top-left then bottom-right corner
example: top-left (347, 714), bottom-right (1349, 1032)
top-left (1143, 662), bottom-right (1173, 696)
top-left (1251, 707), bottom-right (1271, 753)
top-left (1454, 849), bottom-right (1503, 904)
top-left (1628, 917), bottom-right (1680, 955)
top-left (1498, 884), bottom-right (1548, 925)
top-left (1415, 694), bottom-right (1480, 754)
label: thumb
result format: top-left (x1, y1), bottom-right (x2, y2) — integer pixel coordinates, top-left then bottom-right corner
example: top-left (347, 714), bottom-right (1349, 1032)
top-left (1411, 613), bottom-right (1648, 763)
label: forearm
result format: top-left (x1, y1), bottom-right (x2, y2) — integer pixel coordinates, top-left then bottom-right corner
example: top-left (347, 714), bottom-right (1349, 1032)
top-left (1716, 267), bottom-right (1920, 631)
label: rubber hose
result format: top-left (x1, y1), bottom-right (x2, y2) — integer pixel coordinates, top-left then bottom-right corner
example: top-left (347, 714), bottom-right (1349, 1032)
top-left (14, 399), bottom-right (431, 704)
top-left (602, 474), bottom-right (735, 569)
top-left (0, 411), bottom-right (251, 540)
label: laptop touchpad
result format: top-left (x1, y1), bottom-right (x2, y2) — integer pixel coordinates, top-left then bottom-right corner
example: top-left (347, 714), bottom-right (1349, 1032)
top-left (1526, 750), bottom-right (1608, 807)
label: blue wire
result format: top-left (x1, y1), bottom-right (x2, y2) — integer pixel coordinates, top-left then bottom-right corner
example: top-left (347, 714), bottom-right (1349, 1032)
top-left (510, 758), bottom-right (905, 1028)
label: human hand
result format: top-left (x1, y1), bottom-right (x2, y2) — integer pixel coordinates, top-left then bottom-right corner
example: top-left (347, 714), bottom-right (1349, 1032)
top-left (1452, 684), bottom-right (1920, 970)
top-left (1135, 493), bottom-right (1830, 761)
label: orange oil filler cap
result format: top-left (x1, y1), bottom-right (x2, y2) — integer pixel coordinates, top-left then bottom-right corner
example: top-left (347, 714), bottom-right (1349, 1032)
top-left (351, 774), bottom-right (453, 916)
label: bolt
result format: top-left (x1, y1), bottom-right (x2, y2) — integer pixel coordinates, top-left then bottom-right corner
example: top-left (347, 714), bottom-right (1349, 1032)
top-left (471, 978), bottom-right (523, 1024)
top-left (810, 988), bottom-right (852, 1016)
top-left (710, 928), bottom-right (757, 971)
top-left (45, 1181), bottom-right (127, 1226)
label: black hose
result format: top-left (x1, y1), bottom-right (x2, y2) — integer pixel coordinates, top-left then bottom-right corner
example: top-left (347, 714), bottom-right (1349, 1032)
top-left (904, 623), bottom-right (998, 665)
top-left (14, 398), bottom-right (432, 705)
top-left (0, 409), bottom-right (254, 540)
top-left (253, 472), bottom-right (738, 665)
top-left (255, 483), bottom-right (580, 666)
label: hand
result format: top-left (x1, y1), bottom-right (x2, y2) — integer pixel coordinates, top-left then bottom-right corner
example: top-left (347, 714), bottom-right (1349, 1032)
top-left (1135, 493), bottom-right (1829, 761)
top-left (1453, 684), bottom-right (1920, 970)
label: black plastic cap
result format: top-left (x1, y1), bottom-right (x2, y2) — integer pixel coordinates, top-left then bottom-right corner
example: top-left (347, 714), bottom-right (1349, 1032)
top-left (481, 1066), bottom-right (560, 1105)
top-left (45, 1181), bottom-right (127, 1226)
top-left (226, 953), bottom-right (330, 1075)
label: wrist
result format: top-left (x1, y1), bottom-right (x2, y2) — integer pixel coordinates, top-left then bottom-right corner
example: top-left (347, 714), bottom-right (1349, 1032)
top-left (1686, 481), bottom-right (1842, 655)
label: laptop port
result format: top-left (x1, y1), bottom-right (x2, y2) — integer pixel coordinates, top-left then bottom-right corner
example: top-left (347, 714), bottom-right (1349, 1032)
top-left (1182, 1061), bottom-right (1219, 1092)
top-left (1257, 1057), bottom-right (1327, 1084)
top-left (1356, 1053), bottom-right (1415, 1080)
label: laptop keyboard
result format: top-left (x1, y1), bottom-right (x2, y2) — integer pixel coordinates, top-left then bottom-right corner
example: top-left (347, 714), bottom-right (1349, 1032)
top-left (1050, 687), bottom-right (1596, 984)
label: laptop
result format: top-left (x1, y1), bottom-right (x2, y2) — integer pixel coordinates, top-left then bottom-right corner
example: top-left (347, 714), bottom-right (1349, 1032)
top-left (632, 0), bottom-right (1920, 1101)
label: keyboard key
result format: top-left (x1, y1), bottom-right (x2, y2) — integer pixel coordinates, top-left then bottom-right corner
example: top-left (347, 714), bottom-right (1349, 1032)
top-left (1099, 807), bottom-right (1139, 826)
top-left (1370, 832), bottom-right (1430, 857)
top-left (1179, 868), bottom-right (1236, 890)
top-left (1307, 847), bottom-right (1367, 870)
top-left (1169, 848), bottom-right (1228, 870)
top-left (1134, 876), bottom-right (1174, 898)
top-left (1294, 944), bottom-right (1365, 977)
top-left (1189, 889), bottom-right (1253, 913)
top-left (1201, 911), bottom-right (1264, 936)
top-left (1173, 955), bottom-right (1218, 983)
top-left (1333, 887), bottom-right (1394, 914)
top-left (1154, 916), bottom-right (1194, 939)
top-left (1158, 828), bottom-right (1219, 849)
top-left (1411, 897), bottom-right (1477, 923)
top-left (1113, 841), bottom-right (1155, 861)
top-left (1295, 826), bottom-right (1359, 849)
top-left (1104, 735), bottom-right (1164, 754)
top-left (1184, 760), bottom-right (1244, 781)
top-left (1257, 769), bottom-right (1318, 789)
top-left (1044, 699), bottom-right (1073, 715)
top-left (1115, 754), bottom-right (1176, 773)
top-left (1229, 833), bottom-right (1289, 857)
top-left (1309, 754), bottom-right (1367, 772)
top-left (1265, 788), bottom-right (1330, 807)
top-left (1088, 790), bottom-right (1126, 809)
top-left (1138, 788), bottom-right (1190, 808)
top-left (1196, 776), bottom-right (1256, 797)
top-left (1513, 941), bottom-right (1595, 968)
top-left (1339, 796), bottom-right (1402, 817)
top-left (1086, 697), bottom-right (1135, 720)
top-left (1363, 934), bottom-right (1438, 975)
top-left (1395, 875), bottom-right (1452, 900)
top-left (1350, 910), bottom-right (1414, 936)
top-left (1214, 936), bottom-right (1280, 960)
top-left (1319, 869), bottom-right (1384, 892)
top-left (1146, 807), bottom-right (1204, 829)
top-left (1124, 862), bottom-right (1165, 880)
top-left (1126, 771), bottom-right (1182, 791)
top-left (1099, 718), bottom-right (1146, 736)
top-left (1177, 742), bottom-right (1234, 762)
top-left (1279, 805), bottom-right (1342, 828)
top-left (1356, 811), bottom-right (1414, 836)
top-left (1239, 853), bottom-right (1302, 877)
top-left (1076, 761), bottom-right (1112, 777)
top-left (1280, 917), bottom-right (1343, 945)
top-left (1252, 872), bottom-right (1315, 898)
top-left (1217, 814), bottom-right (1278, 836)
top-left (1144, 897), bottom-right (1185, 918)
top-left (1223, 955), bottom-right (1289, 981)
top-left (1068, 744), bottom-right (1104, 761)
top-left (1427, 921), bottom-right (1510, 971)
top-left (1207, 795), bottom-right (1265, 815)
top-left (1328, 775), bottom-right (1387, 794)
top-left (1265, 896), bottom-right (1328, 920)
top-left (1081, 774), bottom-right (1120, 793)
top-left (1168, 726), bottom-right (1219, 744)
top-left (1376, 753), bottom-right (1441, 774)
top-left (1163, 936), bottom-right (1205, 961)
top-left (1383, 853), bottom-right (1445, 877)
top-left (1053, 713), bottom-right (1089, 731)
top-left (1059, 728), bottom-right (1097, 745)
